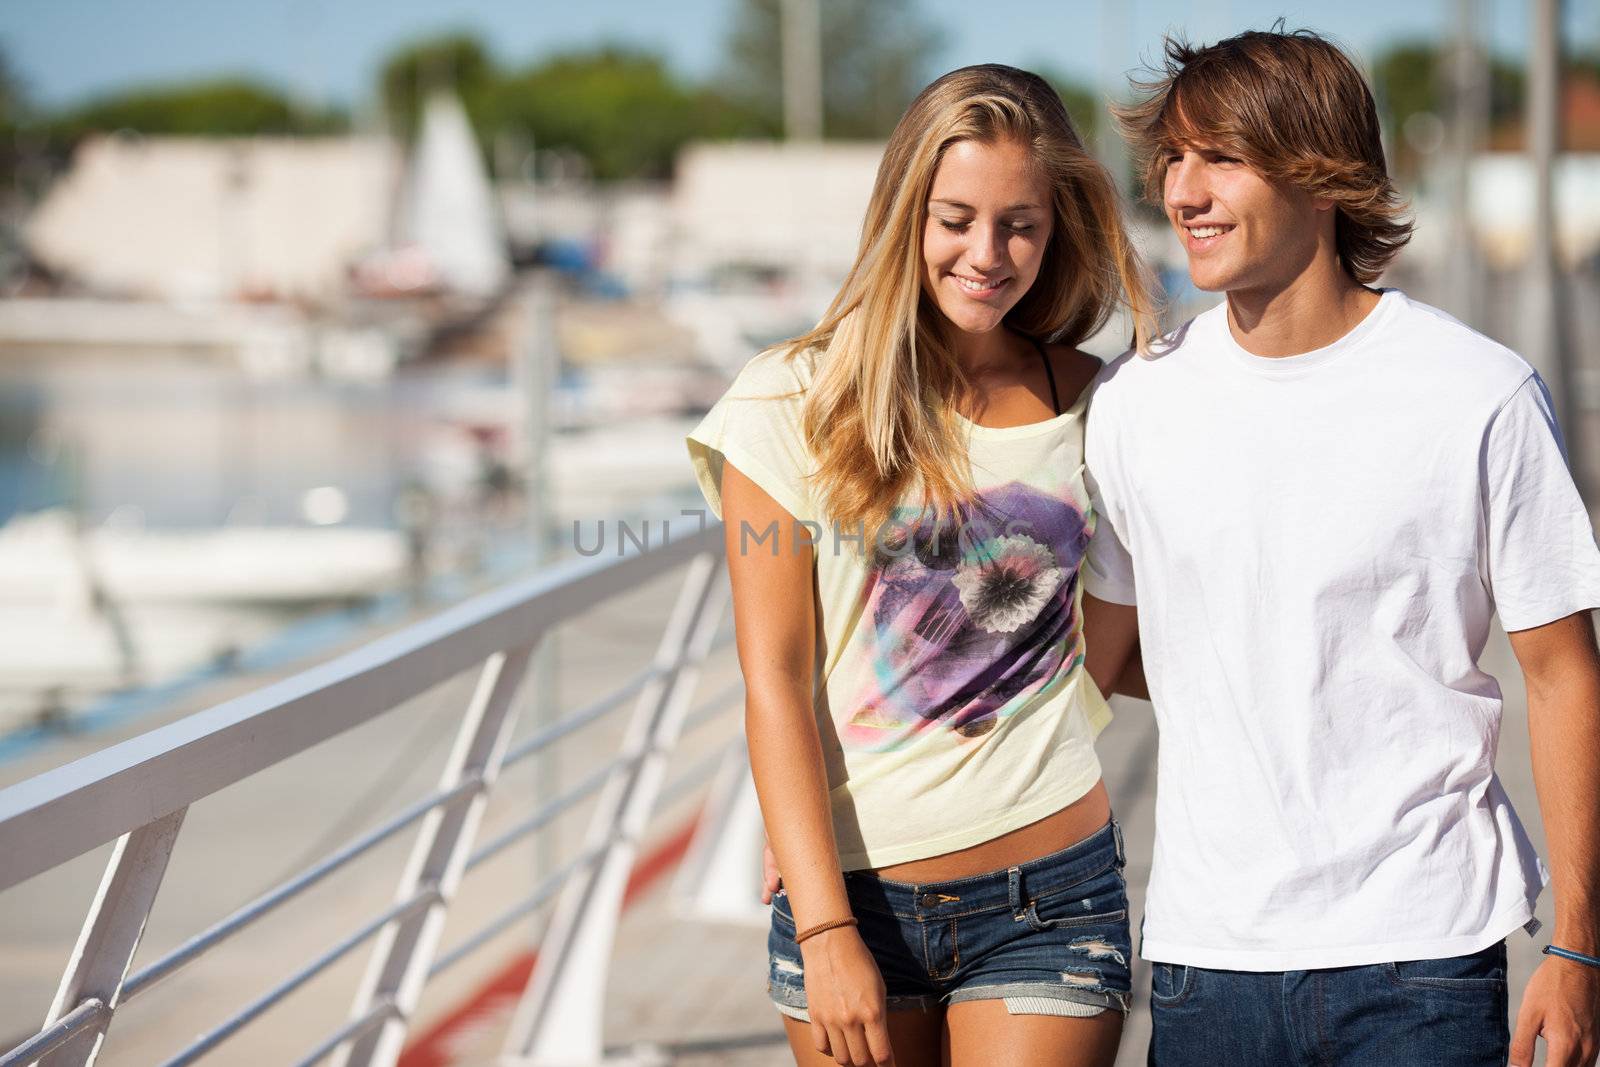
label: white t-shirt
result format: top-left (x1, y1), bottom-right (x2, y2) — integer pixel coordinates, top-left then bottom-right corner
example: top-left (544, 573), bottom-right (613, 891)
top-left (1085, 287), bottom-right (1600, 971)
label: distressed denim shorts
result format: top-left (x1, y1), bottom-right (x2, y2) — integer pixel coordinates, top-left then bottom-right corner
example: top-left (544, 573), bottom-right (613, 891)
top-left (767, 818), bottom-right (1132, 1020)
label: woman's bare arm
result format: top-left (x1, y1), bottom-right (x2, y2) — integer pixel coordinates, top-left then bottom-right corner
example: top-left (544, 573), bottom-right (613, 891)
top-left (722, 459), bottom-right (846, 924)
top-left (721, 461), bottom-right (893, 1066)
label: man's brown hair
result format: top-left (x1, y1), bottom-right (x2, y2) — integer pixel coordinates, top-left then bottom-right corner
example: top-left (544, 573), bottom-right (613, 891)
top-left (1114, 27), bottom-right (1413, 283)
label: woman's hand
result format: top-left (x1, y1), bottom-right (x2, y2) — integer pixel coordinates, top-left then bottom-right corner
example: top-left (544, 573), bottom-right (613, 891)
top-left (799, 925), bottom-right (896, 1066)
top-left (762, 838), bottom-right (782, 904)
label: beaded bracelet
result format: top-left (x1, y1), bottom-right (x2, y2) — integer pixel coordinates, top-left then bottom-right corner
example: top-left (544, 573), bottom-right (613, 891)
top-left (1543, 945), bottom-right (1600, 970)
top-left (795, 916), bottom-right (859, 944)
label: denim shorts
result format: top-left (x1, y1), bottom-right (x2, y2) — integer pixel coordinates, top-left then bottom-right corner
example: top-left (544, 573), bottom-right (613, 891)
top-left (767, 818), bottom-right (1132, 1020)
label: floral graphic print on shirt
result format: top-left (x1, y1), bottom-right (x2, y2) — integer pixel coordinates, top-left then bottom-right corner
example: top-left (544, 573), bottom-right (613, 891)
top-left (842, 479), bottom-right (1091, 752)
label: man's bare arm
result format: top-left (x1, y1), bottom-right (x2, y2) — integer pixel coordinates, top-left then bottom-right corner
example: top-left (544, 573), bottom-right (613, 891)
top-left (1507, 610), bottom-right (1600, 1067)
top-left (1084, 594), bottom-right (1144, 699)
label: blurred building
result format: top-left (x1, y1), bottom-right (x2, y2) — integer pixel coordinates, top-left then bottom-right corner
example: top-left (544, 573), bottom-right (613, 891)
top-left (1461, 153), bottom-right (1600, 267)
top-left (25, 91), bottom-right (513, 307)
top-left (499, 141), bottom-right (883, 299)
top-left (26, 134), bottom-right (400, 304)
top-left (672, 141), bottom-right (881, 286)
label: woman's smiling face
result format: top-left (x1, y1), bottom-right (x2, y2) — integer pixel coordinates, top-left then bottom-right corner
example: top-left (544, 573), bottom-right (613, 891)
top-left (921, 138), bottom-right (1053, 337)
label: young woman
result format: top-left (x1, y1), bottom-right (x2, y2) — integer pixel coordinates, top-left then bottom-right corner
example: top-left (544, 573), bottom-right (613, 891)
top-left (685, 64), bottom-right (1154, 1067)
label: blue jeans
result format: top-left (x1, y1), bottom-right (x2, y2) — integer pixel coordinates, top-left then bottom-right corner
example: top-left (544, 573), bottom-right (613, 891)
top-left (768, 819), bottom-right (1133, 1019)
top-left (1147, 939), bottom-right (1511, 1065)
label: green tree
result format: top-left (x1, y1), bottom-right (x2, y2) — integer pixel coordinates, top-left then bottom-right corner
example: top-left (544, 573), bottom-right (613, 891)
top-left (720, 0), bottom-right (945, 138)
top-left (44, 79), bottom-right (346, 139)
top-left (0, 49), bottom-right (23, 130)
top-left (0, 49), bottom-right (28, 202)
top-left (377, 32), bottom-right (498, 142)
top-left (1370, 41), bottom-right (1527, 172)
top-left (1034, 68), bottom-right (1100, 148)
top-left (487, 47), bottom-right (766, 180)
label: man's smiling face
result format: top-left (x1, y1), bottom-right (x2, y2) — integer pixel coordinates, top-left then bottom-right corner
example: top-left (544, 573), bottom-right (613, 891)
top-left (1162, 143), bottom-right (1326, 295)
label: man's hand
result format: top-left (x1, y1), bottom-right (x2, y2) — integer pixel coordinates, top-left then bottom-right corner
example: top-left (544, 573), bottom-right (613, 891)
top-left (762, 838), bottom-right (782, 904)
top-left (1510, 955), bottom-right (1600, 1067)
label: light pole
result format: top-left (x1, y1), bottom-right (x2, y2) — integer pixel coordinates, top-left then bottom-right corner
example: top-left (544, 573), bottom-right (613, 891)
top-left (1526, 0), bottom-right (1589, 495)
top-left (781, 0), bottom-right (823, 142)
top-left (1097, 0), bottom-right (1132, 193)
top-left (1442, 0), bottom-right (1487, 326)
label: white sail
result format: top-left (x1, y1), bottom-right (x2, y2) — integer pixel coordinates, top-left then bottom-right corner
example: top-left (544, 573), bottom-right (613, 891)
top-left (397, 91), bottom-right (510, 297)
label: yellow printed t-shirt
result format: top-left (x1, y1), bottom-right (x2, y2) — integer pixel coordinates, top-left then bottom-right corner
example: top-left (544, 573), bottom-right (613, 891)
top-left (685, 347), bottom-right (1111, 870)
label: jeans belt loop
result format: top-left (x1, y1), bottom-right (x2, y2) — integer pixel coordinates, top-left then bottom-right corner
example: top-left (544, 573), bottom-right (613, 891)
top-left (1007, 865), bottom-right (1024, 917)
top-left (1112, 818), bottom-right (1126, 868)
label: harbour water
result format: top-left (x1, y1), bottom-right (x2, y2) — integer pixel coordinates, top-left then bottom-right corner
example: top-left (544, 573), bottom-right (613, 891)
top-left (0, 303), bottom-right (715, 756)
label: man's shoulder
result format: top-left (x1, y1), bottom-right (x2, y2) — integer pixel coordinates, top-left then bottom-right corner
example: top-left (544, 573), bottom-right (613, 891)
top-left (1381, 289), bottom-right (1533, 399)
top-left (1091, 306), bottom-right (1220, 399)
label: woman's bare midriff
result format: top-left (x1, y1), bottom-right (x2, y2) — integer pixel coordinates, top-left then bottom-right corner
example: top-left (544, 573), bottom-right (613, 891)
top-left (869, 777), bottom-right (1112, 883)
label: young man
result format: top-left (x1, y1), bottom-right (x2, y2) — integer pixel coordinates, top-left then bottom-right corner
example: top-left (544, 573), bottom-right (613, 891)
top-left (1082, 28), bottom-right (1600, 1066)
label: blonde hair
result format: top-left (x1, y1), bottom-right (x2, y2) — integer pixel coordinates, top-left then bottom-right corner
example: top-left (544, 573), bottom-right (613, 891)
top-left (1113, 29), bottom-right (1413, 283)
top-left (768, 63), bottom-right (1156, 545)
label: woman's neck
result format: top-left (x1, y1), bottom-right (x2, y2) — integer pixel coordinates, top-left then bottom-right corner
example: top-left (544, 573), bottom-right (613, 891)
top-left (951, 324), bottom-right (1032, 377)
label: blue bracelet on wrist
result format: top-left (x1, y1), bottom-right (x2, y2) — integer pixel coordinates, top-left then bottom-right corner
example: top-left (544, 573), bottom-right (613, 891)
top-left (1543, 945), bottom-right (1600, 970)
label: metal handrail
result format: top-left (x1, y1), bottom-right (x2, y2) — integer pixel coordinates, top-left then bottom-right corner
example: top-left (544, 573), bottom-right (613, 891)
top-left (466, 759), bottom-right (626, 872)
top-left (0, 522), bottom-right (720, 893)
top-left (125, 603), bottom-right (739, 1008)
top-left (498, 624), bottom-right (735, 772)
top-left (0, 520), bottom-right (741, 1067)
top-left (157, 888), bottom-right (443, 1067)
top-left (292, 997), bottom-right (400, 1067)
top-left (498, 665), bottom-right (654, 770)
top-left (680, 680), bottom-right (744, 736)
top-left (429, 842), bottom-right (609, 981)
top-left (659, 736), bottom-right (746, 809)
top-left (0, 998), bottom-right (108, 1067)
top-left (440, 695), bottom-right (746, 973)
top-left (122, 776), bottom-right (483, 1001)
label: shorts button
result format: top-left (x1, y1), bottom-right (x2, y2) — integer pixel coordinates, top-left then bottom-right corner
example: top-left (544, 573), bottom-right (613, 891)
top-left (919, 893), bottom-right (939, 908)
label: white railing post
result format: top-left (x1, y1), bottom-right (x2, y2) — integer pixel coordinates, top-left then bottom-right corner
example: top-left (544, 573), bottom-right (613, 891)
top-left (336, 639), bottom-right (540, 1067)
top-left (672, 743), bottom-right (767, 926)
top-left (38, 806), bottom-right (188, 1067)
top-left (501, 551), bottom-right (727, 1066)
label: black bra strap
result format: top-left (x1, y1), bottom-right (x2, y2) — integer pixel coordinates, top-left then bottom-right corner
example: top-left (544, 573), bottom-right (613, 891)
top-left (1031, 338), bottom-right (1062, 416)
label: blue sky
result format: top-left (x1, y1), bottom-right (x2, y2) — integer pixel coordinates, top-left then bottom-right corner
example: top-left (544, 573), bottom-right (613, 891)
top-left (1, 0), bottom-right (1595, 111)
